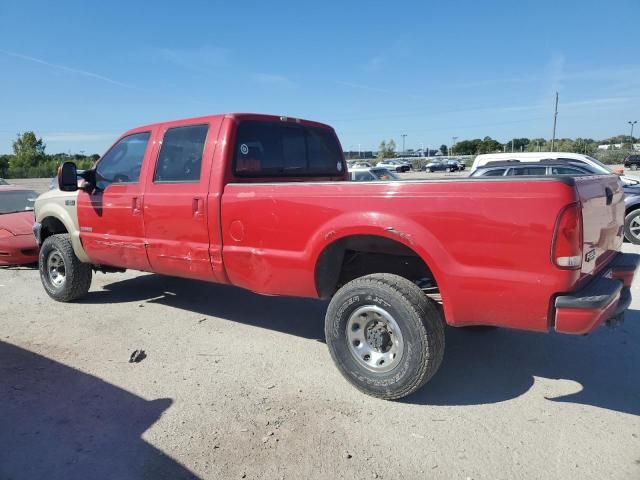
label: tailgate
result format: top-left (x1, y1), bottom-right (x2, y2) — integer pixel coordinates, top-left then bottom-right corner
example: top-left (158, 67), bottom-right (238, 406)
top-left (574, 175), bottom-right (624, 277)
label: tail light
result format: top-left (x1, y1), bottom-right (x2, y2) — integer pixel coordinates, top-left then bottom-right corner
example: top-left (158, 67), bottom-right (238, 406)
top-left (552, 203), bottom-right (583, 269)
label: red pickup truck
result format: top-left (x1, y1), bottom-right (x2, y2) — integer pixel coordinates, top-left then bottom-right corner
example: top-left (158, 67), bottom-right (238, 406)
top-left (33, 113), bottom-right (639, 399)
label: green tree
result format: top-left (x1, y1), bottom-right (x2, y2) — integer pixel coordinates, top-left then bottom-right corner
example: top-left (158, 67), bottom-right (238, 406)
top-left (377, 139), bottom-right (397, 160)
top-left (439, 144), bottom-right (448, 155)
top-left (0, 155), bottom-right (10, 177)
top-left (478, 136), bottom-right (502, 154)
top-left (12, 131), bottom-right (46, 169)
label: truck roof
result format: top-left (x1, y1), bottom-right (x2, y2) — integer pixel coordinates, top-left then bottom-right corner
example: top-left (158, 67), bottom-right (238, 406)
top-left (122, 113), bottom-right (335, 137)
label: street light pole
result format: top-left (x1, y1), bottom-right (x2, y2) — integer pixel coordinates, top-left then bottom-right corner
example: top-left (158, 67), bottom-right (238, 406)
top-left (629, 121), bottom-right (638, 150)
top-left (452, 136), bottom-right (458, 157)
top-left (401, 134), bottom-right (407, 155)
top-left (551, 91), bottom-right (559, 152)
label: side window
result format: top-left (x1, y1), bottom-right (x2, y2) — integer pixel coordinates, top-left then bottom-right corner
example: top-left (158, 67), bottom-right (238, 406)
top-left (509, 167), bottom-right (546, 176)
top-left (154, 124), bottom-right (208, 182)
top-left (482, 168), bottom-right (506, 176)
top-left (95, 132), bottom-right (150, 190)
top-left (551, 167), bottom-right (587, 175)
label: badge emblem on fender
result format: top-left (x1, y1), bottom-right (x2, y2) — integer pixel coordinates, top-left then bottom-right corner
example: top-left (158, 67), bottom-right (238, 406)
top-left (585, 249), bottom-right (596, 262)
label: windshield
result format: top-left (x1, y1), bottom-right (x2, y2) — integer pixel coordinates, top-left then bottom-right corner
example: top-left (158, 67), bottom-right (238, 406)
top-left (0, 190), bottom-right (38, 214)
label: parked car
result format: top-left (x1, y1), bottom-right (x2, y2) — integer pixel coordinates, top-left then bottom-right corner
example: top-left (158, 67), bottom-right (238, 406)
top-left (470, 160), bottom-right (640, 245)
top-left (449, 160), bottom-right (465, 171)
top-left (351, 161), bottom-right (372, 168)
top-left (349, 167), bottom-right (399, 182)
top-left (0, 187), bottom-right (39, 265)
top-left (34, 112), bottom-right (638, 400)
top-left (624, 154), bottom-right (640, 171)
top-left (470, 160), bottom-right (594, 177)
top-left (377, 159), bottom-right (411, 172)
top-left (424, 160), bottom-right (461, 173)
top-left (471, 152), bottom-right (637, 185)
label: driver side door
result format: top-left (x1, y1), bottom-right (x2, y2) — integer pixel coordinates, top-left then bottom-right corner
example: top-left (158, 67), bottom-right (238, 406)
top-left (77, 130), bottom-right (156, 271)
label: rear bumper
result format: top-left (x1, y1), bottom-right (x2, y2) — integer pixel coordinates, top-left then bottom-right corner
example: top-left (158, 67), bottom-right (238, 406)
top-left (0, 234), bottom-right (39, 266)
top-left (554, 252), bottom-right (640, 334)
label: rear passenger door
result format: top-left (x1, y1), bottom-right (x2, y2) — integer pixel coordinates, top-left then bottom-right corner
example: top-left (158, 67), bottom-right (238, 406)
top-left (143, 121), bottom-right (219, 280)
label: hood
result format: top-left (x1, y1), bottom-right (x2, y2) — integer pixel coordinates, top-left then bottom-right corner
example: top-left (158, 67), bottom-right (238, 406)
top-left (1, 210), bottom-right (35, 235)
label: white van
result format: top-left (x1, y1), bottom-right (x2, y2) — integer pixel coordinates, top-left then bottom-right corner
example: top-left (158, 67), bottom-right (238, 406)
top-left (470, 152), bottom-right (636, 185)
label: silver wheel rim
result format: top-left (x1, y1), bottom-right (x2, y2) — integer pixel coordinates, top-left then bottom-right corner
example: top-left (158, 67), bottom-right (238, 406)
top-left (47, 251), bottom-right (66, 287)
top-left (630, 216), bottom-right (640, 240)
top-left (346, 305), bottom-right (404, 373)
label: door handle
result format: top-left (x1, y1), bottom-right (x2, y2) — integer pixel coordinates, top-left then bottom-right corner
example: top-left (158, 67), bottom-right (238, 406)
top-left (132, 197), bottom-right (142, 215)
top-left (192, 198), bottom-right (204, 218)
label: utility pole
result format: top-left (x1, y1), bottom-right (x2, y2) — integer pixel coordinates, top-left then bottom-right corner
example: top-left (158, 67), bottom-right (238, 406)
top-left (629, 121), bottom-right (638, 150)
top-left (452, 136), bottom-right (458, 157)
top-left (511, 139), bottom-right (514, 152)
top-left (401, 134), bottom-right (407, 155)
top-left (551, 91), bottom-right (559, 152)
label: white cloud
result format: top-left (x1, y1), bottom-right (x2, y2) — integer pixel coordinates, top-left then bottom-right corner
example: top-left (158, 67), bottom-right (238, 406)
top-left (0, 49), bottom-right (134, 88)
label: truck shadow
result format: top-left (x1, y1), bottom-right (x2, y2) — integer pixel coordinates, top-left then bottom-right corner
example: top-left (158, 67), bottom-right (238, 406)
top-left (83, 274), bottom-right (639, 416)
top-left (0, 340), bottom-right (199, 480)
top-left (410, 313), bottom-right (640, 415)
top-left (84, 273), bottom-right (328, 341)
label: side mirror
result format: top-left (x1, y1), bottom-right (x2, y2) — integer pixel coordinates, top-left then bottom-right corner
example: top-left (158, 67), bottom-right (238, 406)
top-left (58, 162), bottom-right (78, 192)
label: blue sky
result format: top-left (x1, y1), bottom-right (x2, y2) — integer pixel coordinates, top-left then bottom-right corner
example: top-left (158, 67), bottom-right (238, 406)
top-left (1, 0), bottom-right (639, 154)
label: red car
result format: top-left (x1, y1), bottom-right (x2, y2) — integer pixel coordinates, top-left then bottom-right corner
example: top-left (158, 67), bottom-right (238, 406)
top-left (0, 187), bottom-right (39, 265)
top-left (33, 113), bottom-right (638, 399)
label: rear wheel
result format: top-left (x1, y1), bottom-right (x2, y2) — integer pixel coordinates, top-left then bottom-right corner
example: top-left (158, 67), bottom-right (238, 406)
top-left (39, 234), bottom-right (92, 302)
top-left (624, 210), bottom-right (640, 244)
top-left (325, 273), bottom-right (445, 400)
top-left (631, 164), bottom-right (638, 171)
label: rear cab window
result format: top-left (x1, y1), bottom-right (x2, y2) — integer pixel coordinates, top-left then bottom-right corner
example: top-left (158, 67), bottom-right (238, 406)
top-left (233, 120), bottom-right (344, 178)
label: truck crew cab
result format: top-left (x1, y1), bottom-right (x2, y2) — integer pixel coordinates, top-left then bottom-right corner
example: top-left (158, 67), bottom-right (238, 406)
top-left (33, 113), bottom-right (639, 400)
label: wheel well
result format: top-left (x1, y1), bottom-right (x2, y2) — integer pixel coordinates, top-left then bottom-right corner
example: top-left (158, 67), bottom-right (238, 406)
top-left (40, 217), bottom-right (68, 242)
top-left (315, 235), bottom-right (438, 299)
top-left (626, 203), bottom-right (640, 216)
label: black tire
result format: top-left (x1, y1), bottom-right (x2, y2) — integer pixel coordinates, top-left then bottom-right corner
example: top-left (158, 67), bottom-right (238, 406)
top-left (325, 273), bottom-right (445, 400)
top-left (39, 233), bottom-right (92, 302)
top-left (631, 164), bottom-right (638, 171)
top-left (624, 210), bottom-right (640, 245)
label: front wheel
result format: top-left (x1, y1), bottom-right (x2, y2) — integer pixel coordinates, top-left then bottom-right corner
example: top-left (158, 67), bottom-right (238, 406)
top-left (624, 210), bottom-right (640, 244)
top-left (39, 234), bottom-right (92, 302)
top-left (325, 273), bottom-right (445, 400)
top-left (631, 164), bottom-right (638, 171)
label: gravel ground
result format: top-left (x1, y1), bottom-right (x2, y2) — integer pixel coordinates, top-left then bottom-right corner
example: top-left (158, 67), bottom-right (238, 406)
top-left (1, 173), bottom-right (639, 479)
